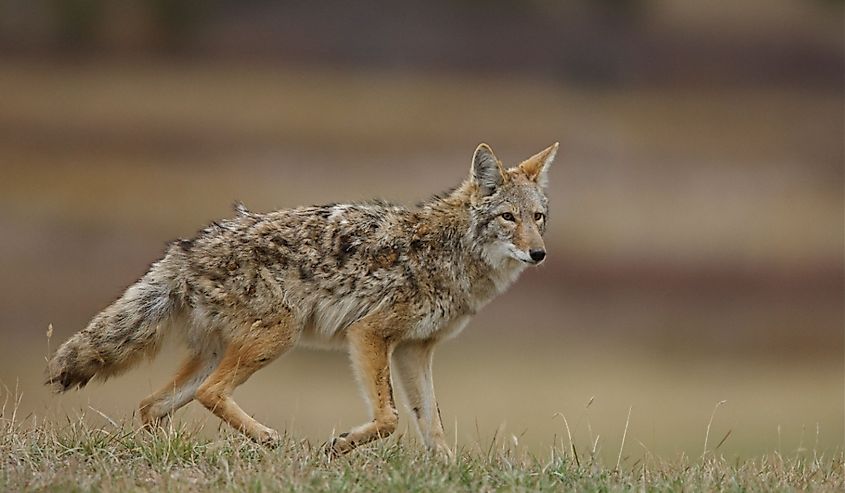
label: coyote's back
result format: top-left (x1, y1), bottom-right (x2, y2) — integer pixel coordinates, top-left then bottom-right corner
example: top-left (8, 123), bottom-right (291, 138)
top-left (46, 142), bottom-right (558, 455)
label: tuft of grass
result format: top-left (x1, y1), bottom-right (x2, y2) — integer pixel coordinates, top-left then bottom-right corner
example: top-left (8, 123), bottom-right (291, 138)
top-left (2, 407), bottom-right (842, 493)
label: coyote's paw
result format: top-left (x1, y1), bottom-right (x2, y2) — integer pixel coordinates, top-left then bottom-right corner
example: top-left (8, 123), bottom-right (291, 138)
top-left (254, 427), bottom-right (281, 448)
top-left (322, 434), bottom-right (355, 458)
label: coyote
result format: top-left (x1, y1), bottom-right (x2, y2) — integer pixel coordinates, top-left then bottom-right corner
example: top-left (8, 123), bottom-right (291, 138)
top-left (46, 142), bottom-right (557, 456)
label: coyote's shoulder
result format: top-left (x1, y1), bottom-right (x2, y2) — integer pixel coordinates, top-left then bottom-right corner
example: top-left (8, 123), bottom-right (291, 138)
top-left (46, 142), bottom-right (558, 456)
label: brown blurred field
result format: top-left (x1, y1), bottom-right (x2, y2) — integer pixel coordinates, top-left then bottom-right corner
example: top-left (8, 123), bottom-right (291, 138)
top-left (1, 58), bottom-right (841, 462)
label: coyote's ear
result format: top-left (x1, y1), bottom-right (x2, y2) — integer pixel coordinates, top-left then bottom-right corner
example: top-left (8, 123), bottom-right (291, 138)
top-left (471, 143), bottom-right (505, 197)
top-left (519, 142), bottom-right (558, 189)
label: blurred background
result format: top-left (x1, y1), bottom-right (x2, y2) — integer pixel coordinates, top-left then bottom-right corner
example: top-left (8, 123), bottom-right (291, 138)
top-left (0, 0), bottom-right (842, 461)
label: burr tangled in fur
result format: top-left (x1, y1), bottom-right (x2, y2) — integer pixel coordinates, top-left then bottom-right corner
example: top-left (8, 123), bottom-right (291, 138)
top-left (46, 142), bottom-right (558, 455)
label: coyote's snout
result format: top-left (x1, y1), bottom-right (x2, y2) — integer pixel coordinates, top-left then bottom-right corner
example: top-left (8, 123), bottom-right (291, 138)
top-left (46, 142), bottom-right (558, 456)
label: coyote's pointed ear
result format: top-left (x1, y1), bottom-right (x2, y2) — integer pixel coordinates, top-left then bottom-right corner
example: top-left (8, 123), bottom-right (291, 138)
top-left (519, 142), bottom-right (558, 189)
top-left (471, 143), bottom-right (505, 197)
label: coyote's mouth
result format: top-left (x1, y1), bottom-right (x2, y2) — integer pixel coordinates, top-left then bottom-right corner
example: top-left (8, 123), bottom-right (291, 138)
top-left (509, 247), bottom-right (546, 265)
top-left (508, 247), bottom-right (543, 265)
top-left (523, 257), bottom-right (544, 266)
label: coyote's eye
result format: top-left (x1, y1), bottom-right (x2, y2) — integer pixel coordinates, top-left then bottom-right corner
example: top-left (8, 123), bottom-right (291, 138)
top-left (534, 212), bottom-right (545, 221)
top-left (501, 212), bottom-right (516, 222)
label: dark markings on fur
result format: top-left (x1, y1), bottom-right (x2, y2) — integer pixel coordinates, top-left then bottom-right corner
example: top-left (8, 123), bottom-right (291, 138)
top-left (386, 375), bottom-right (395, 408)
top-left (59, 347), bottom-right (82, 389)
top-left (474, 214), bottom-right (495, 238)
top-left (403, 265), bottom-right (419, 293)
top-left (178, 239), bottom-right (193, 252)
top-left (339, 432), bottom-right (349, 438)
top-left (65, 346), bottom-right (79, 368)
top-left (196, 265), bottom-right (227, 284)
top-left (271, 235), bottom-right (291, 249)
top-left (336, 235), bottom-right (356, 267)
top-left (412, 407), bottom-right (421, 419)
top-left (47, 343), bottom-right (93, 391)
top-left (409, 238), bottom-right (424, 253)
top-left (254, 244), bottom-right (287, 269)
top-left (297, 264), bottom-right (313, 281)
top-left (109, 313), bottom-right (132, 343)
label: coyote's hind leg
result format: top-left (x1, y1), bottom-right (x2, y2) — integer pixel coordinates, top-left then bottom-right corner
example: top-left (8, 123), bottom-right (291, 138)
top-left (139, 349), bottom-right (223, 429)
top-left (195, 319), bottom-right (296, 445)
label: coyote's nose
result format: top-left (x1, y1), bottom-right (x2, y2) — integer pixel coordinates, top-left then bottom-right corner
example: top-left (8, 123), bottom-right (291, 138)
top-left (529, 249), bottom-right (546, 262)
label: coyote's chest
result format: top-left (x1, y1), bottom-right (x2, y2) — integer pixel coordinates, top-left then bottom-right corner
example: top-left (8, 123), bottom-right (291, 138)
top-left (406, 259), bottom-right (526, 341)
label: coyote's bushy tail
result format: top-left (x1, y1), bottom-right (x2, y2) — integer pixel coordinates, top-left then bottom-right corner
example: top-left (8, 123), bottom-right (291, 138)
top-left (45, 251), bottom-right (184, 392)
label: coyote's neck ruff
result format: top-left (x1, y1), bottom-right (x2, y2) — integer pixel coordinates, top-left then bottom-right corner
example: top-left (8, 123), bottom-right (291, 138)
top-left (47, 142), bottom-right (558, 456)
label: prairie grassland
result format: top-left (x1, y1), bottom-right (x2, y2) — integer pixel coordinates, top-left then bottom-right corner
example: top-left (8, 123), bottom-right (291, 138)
top-left (1, 344), bottom-right (842, 493)
top-left (1, 406), bottom-right (842, 493)
top-left (3, 333), bottom-right (842, 460)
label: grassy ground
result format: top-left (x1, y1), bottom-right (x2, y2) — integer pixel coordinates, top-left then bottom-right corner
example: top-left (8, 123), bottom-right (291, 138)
top-left (2, 412), bottom-right (842, 492)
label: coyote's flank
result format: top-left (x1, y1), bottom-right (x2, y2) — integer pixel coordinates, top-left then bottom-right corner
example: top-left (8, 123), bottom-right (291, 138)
top-left (45, 142), bottom-right (558, 456)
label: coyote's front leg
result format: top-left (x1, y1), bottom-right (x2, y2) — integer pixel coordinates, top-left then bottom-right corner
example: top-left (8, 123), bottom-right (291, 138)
top-left (393, 340), bottom-right (452, 458)
top-left (326, 316), bottom-right (399, 457)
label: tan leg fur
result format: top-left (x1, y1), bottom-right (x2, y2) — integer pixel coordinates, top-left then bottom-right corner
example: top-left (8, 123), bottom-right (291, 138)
top-left (194, 319), bottom-right (297, 445)
top-left (326, 313), bottom-right (401, 457)
top-left (139, 353), bottom-right (217, 428)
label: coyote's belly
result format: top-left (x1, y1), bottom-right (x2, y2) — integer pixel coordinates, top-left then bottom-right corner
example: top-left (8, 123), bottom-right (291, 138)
top-left (298, 324), bottom-right (348, 350)
top-left (295, 281), bottom-right (475, 346)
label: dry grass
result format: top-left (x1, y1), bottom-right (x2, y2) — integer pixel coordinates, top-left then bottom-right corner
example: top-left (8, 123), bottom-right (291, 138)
top-left (2, 398), bottom-right (842, 492)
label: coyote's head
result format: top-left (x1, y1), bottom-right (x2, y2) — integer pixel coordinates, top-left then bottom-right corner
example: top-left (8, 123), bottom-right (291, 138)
top-left (467, 142), bottom-right (558, 267)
